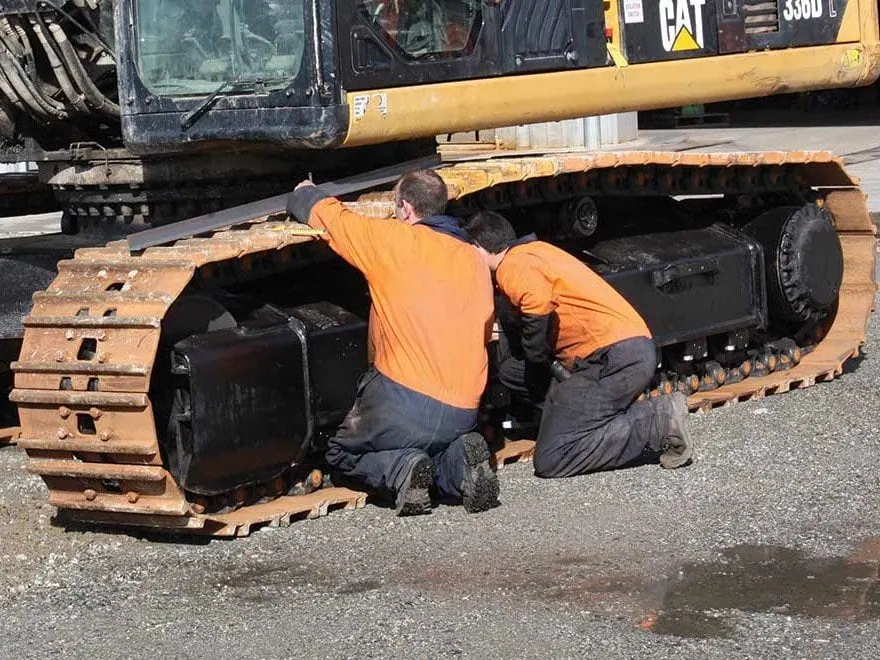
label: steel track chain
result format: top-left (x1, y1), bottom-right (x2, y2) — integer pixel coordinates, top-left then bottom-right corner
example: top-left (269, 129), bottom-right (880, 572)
top-left (10, 150), bottom-right (876, 535)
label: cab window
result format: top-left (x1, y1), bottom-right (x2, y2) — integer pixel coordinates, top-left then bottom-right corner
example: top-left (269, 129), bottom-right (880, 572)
top-left (358, 0), bottom-right (482, 60)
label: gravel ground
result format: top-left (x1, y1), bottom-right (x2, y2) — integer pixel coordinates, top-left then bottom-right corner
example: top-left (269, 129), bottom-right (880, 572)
top-left (0, 294), bottom-right (878, 660)
top-left (0, 165), bottom-right (879, 658)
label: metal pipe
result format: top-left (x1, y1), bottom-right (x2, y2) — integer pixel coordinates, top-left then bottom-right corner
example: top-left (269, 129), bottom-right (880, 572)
top-left (28, 16), bottom-right (89, 114)
top-left (47, 19), bottom-right (119, 118)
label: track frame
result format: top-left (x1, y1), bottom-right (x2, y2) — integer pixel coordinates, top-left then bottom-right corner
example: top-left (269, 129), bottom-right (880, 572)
top-left (11, 150), bottom-right (876, 535)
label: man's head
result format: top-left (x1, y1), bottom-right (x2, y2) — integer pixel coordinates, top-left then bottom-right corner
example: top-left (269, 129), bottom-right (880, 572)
top-left (393, 170), bottom-right (448, 225)
top-left (465, 211), bottom-right (518, 271)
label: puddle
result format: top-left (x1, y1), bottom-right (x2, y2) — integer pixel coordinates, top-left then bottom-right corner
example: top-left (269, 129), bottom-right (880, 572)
top-left (650, 542), bottom-right (880, 638)
top-left (408, 554), bottom-right (644, 612)
top-left (404, 540), bottom-right (880, 640)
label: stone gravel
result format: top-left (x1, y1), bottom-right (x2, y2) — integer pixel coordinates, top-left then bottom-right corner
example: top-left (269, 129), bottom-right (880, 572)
top-left (0, 287), bottom-right (878, 658)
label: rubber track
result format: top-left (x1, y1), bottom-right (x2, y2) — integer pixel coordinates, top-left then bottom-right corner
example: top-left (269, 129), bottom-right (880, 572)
top-left (10, 151), bottom-right (876, 535)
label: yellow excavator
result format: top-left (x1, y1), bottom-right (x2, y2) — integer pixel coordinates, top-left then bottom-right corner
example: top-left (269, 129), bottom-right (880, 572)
top-left (0, 0), bottom-right (877, 535)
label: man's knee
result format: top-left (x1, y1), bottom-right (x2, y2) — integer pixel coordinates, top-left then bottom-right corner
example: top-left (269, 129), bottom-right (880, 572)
top-left (532, 419), bottom-right (573, 478)
top-left (625, 337), bottom-right (660, 390)
top-left (533, 446), bottom-right (563, 478)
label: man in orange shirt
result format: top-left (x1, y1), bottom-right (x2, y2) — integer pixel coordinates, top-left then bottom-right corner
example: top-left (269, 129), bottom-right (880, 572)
top-left (465, 211), bottom-right (692, 477)
top-left (287, 170), bottom-right (500, 515)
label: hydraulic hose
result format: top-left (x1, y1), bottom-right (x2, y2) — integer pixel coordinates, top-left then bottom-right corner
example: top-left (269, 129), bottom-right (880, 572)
top-left (28, 15), bottom-right (90, 114)
top-left (0, 39), bottom-right (55, 121)
top-left (47, 18), bottom-right (119, 118)
top-left (0, 64), bottom-right (26, 115)
top-left (4, 16), bottom-right (62, 115)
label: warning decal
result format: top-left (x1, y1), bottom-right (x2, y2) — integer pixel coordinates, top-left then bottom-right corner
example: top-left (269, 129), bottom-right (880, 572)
top-left (622, 0), bottom-right (845, 64)
top-left (620, 0), bottom-right (719, 64)
top-left (623, 0), bottom-right (645, 24)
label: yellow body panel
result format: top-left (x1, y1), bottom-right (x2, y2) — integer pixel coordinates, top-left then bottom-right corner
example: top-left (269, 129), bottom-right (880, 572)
top-left (837, 0), bottom-right (862, 42)
top-left (344, 0), bottom-right (880, 147)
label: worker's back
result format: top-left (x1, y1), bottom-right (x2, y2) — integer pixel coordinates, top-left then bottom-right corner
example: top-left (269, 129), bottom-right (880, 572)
top-left (497, 239), bottom-right (650, 364)
top-left (366, 221), bottom-right (493, 409)
top-left (306, 198), bottom-right (493, 410)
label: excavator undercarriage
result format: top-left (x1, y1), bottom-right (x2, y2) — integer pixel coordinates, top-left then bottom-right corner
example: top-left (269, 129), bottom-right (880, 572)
top-left (0, 0), bottom-right (877, 536)
top-left (9, 150), bottom-right (876, 536)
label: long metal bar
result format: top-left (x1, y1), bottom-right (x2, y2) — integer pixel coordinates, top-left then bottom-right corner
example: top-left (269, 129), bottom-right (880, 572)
top-left (126, 154), bottom-right (441, 252)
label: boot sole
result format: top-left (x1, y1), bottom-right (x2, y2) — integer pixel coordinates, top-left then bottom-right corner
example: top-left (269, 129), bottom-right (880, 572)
top-left (461, 434), bottom-right (500, 514)
top-left (661, 393), bottom-right (694, 469)
top-left (396, 458), bottom-right (434, 516)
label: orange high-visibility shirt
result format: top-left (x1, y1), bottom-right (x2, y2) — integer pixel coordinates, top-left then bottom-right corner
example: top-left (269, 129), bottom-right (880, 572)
top-left (495, 240), bottom-right (651, 365)
top-left (308, 197), bottom-right (493, 410)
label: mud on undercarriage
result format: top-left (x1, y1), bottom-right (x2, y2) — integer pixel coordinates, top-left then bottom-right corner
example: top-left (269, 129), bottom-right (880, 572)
top-left (8, 150), bottom-right (876, 536)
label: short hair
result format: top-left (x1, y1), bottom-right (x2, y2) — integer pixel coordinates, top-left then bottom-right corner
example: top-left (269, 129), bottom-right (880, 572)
top-left (394, 170), bottom-right (448, 219)
top-left (465, 211), bottom-right (518, 254)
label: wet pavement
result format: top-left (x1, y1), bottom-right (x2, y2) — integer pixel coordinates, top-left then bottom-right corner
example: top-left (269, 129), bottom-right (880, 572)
top-left (650, 541), bottom-right (880, 638)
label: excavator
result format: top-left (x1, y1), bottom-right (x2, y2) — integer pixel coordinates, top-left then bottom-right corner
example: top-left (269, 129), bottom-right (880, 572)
top-left (0, 0), bottom-right (877, 535)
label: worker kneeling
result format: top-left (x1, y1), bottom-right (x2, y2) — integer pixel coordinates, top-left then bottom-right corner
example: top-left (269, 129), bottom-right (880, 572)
top-left (465, 211), bottom-right (693, 477)
top-left (287, 171), bottom-right (500, 515)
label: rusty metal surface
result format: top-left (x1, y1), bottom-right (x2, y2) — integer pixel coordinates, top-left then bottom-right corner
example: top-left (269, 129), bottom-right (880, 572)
top-left (0, 426), bottom-right (20, 445)
top-left (126, 154), bottom-right (440, 251)
top-left (493, 439), bottom-right (537, 469)
top-left (11, 150), bottom-right (875, 535)
top-left (57, 487), bottom-right (367, 537)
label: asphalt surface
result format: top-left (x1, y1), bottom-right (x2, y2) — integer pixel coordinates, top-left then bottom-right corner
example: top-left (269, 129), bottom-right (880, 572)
top-left (0, 211), bottom-right (61, 238)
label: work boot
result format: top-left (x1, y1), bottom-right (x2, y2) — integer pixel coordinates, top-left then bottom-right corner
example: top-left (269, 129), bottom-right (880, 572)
top-left (395, 456), bottom-right (435, 517)
top-left (460, 433), bottom-right (501, 513)
top-left (660, 392), bottom-right (694, 469)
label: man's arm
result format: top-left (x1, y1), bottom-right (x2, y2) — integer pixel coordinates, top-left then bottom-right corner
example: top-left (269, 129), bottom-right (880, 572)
top-left (287, 180), bottom-right (395, 274)
top-left (286, 179), bottom-right (327, 225)
top-left (497, 262), bottom-right (557, 401)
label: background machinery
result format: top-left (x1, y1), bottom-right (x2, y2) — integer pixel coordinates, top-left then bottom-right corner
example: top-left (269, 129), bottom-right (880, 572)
top-left (0, 0), bottom-right (876, 534)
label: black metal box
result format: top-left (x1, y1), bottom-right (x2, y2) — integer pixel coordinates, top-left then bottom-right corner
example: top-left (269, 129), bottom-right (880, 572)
top-left (165, 302), bottom-right (367, 495)
top-left (583, 224), bottom-right (767, 347)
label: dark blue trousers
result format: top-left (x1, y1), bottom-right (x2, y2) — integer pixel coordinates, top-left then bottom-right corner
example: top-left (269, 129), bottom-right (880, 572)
top-left (325, 368), bottom-right (479, 499)
top-left (499, 337), bottom-right (670, 477)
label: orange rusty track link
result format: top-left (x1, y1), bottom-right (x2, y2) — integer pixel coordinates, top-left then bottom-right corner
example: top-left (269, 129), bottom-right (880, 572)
top-left (0, 426), bottom-right (20, 445)
top-left (9, 150), bottom-right (876, 535)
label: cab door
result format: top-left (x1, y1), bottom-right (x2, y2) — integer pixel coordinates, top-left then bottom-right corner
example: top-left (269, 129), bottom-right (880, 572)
top-left (336, 0), bottom-right (608, 92)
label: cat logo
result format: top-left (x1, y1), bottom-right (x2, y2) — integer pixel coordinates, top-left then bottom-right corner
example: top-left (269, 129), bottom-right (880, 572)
top-left (659, 0), bottom-right (706, 52)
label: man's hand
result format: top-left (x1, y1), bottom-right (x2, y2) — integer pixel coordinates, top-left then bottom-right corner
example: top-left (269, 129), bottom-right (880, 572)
top-left (294, 179), bottom-right (315, 191)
